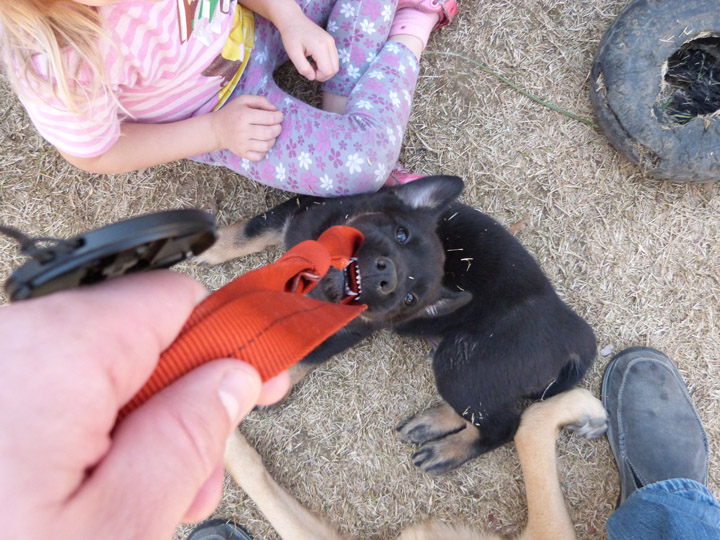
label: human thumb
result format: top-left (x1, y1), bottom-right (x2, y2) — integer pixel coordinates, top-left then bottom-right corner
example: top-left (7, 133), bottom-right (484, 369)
top-left (67, 360), bottom-right (261, 539)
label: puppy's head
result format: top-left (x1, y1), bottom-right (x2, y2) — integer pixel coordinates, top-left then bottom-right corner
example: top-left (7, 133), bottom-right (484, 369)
top-left (314, 176), bottom-right (472, 325)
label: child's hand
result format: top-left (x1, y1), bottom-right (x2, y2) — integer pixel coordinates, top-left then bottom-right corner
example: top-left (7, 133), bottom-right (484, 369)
top-left (278, 14), bottom-right (339, 82)
top-left (211, 95), bottom-right (284, 161)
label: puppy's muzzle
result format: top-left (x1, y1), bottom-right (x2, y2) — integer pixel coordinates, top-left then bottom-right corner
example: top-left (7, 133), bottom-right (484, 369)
top-left (374, 256), bottom-right (398, 294)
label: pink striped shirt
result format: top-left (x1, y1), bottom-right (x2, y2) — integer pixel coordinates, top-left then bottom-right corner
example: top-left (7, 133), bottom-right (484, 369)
top-left (18, 0), bottom-right (253, 158)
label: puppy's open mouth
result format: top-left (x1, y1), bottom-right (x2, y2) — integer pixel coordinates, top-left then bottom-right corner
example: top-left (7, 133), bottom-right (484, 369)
top-left (342, 257), bottom-right (362, 303)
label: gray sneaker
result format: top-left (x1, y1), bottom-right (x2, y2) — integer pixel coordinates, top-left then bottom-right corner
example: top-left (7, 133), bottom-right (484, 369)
top-left (187, 519), bottom-right (252, 540)
top-left (601, 346), bottom-right (709, 506)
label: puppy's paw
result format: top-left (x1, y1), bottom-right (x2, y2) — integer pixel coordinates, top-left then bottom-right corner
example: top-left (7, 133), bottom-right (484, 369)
top-left (522, 388), bottom-right (607, 439)
top-left (397, 405), bottom-right (466, 445)
top-left (192, 228), bottom-right (237, 266)
top-left (193, 246), bottom-right (233, 266)
top-left (411, 430), bottom-right (478, 475)
top-left (553, 388), bottom-right (607, 438)
top-left (192, 221), bottom-right (261, 266)
top-left (566, 413), bottom-right (607, 440)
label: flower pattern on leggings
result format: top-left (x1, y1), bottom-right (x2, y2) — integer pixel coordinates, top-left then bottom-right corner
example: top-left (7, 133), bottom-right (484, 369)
top-left (193, 0), bottom-right (420, 196)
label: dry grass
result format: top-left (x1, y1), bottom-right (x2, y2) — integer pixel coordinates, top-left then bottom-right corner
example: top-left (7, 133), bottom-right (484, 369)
top-left (1, 1), bottom-right (719, 539)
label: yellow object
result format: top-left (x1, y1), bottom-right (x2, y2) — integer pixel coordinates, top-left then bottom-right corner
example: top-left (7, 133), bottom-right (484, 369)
top-left (215, 6), bottom-right (254, 109)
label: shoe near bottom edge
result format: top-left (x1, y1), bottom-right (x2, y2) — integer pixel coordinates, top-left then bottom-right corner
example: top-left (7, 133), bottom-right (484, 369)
top-left (186, 519), bottom-right (252, 540)
top-left (601, 346), bottom-right (709, 506)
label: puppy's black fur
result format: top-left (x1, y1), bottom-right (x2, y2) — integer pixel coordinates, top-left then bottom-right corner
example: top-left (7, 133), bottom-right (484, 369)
top-left (201, 176), bottom-right (596, 473)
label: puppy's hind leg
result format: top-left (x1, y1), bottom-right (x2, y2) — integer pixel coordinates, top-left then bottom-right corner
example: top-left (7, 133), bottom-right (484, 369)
top-left (513, 389), bottom-right (607, 540)
top-left (224, 430), bottom-right (353, 540)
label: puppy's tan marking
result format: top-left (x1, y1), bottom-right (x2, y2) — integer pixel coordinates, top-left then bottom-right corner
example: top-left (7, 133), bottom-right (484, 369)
top-left (514, 389), bottom-right (607, 540)
top-left (225, 430), bottom-right (349, 540)
top-left (194, 221), bottom-right (285, 266)
top-left (396, 402), bottom-right (468, 444)
top-left (410, 419), bottom-right (482, 474)
top-left (288, 362), bottom-right (318, 387)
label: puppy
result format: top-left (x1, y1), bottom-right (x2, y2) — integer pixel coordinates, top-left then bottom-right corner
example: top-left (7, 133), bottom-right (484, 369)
top-left (199, 176), bottom-right (597, 473)
top-left (224, 388), bottom-right (608, 540)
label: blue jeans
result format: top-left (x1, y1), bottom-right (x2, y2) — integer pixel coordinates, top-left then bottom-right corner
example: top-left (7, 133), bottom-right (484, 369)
top-left (607, 479), bottom-right (720, 539)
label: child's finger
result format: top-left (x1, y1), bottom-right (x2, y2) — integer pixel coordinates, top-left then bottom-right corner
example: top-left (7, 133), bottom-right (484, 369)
top-left (248, 138), bottom-right (277, 154)
top-left (286, 45), bottom-right (316, 80)
top-left (248, 124), bottom-right (282, 142)
top-left (238, 94), bottom-right (279, 111)
top-left (247, 108), bottom-right (284, 127)
top-left (243, 150), bottom-right (267, 162)
top-left (313, 44), bottom-right (339, 81)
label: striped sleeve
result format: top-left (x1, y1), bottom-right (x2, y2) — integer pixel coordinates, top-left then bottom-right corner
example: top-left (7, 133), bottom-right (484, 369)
top-left (18, 87), bottom-right (121, 159)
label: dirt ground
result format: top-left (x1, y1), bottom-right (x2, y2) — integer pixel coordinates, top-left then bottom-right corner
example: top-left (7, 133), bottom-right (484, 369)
top-left (1, 1), bottom-right (718, 539)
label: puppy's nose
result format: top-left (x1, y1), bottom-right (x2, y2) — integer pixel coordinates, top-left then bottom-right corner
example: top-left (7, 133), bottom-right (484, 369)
top-left (375, 256), bottom-right (397, 294)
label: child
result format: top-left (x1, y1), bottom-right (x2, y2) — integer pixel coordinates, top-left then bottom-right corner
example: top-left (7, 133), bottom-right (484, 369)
top-left (0, 0), bottom-right (457, 196)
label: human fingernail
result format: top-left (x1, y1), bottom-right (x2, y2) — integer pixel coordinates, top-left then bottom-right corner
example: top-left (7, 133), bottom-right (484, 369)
top-left (218, 364), bottom-right (260, 423)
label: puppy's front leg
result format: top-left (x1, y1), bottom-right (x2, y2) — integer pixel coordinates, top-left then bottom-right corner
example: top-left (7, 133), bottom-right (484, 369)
top-left (195, 220), bottom-right (285, 266)
top-left (513, 389), bottom-right (607, 540)
top-left (224, 430), bottom-right (352, 540)
top-left (195, 197), bottom-right (302, 265)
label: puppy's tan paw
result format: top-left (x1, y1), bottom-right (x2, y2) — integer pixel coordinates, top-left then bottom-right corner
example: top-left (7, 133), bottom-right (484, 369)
top-left (411, 428), bottom-right (479, 475)
top-left (566, 413), bottom-right (607, 440)
top-left (193, 245), bottom-right (234, 266)
top-left (397, 403), bottom-right (466, 445)
top-left (523, 388), bottom-right (607, 439)
top-left (193, 221), bottom-right (263, 266)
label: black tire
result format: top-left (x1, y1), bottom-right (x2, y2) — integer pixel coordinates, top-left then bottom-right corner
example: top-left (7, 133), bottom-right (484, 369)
top-left (589, 0), bottom-right (720, 183)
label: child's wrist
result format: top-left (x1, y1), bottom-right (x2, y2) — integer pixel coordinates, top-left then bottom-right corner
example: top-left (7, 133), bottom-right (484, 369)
top-left (266, 0), bottom-right (303, 35)
top-left (207, 110), bottom-right (225, 152)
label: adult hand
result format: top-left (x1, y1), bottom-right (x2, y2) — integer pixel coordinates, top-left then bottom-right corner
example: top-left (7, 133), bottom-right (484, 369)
top-left (278, 13), bottom-right (339, 82)
top-left (211, 94), bottom-right (284, 161)
top-left (0, 272), bottom-right (291, 539)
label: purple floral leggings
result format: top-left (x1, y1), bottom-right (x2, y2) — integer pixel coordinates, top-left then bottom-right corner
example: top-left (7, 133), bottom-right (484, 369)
top-left (193, 0), bottom-right (420, 196)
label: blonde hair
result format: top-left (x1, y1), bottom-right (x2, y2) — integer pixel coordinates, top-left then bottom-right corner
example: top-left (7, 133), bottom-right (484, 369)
top-left (0, 0), bottom-right (111, 114)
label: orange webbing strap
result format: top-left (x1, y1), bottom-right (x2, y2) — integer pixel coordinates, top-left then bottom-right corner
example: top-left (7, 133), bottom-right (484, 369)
top-left (118, 225), bottom-right (366, 422)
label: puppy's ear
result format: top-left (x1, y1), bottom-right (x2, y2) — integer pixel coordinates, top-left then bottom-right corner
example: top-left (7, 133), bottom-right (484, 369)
top-left (392, 176), bottom-right (463, 210)
top-left (420, 288), bottom-right (472, 318)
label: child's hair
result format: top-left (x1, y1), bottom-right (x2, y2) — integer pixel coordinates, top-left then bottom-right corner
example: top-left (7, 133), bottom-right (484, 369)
top-left (0, 0), bottom-right (111, 114)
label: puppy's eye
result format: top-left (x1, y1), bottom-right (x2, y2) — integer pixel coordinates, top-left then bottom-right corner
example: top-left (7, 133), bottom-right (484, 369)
top-left (404, 292), bottom-right (417, 307)
top-left (395, 226), bottom-right (409, 244)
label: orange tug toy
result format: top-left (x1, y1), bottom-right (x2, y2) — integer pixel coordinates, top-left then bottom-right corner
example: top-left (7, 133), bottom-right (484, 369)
top-left (118, 225), bottom-right (366, 422)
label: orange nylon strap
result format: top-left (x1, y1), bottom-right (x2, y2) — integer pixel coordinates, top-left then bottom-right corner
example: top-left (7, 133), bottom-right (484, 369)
top-left (118, 225), bottom-right (366, 421)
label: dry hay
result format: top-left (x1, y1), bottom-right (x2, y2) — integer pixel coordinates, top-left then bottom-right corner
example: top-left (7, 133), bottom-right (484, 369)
top-left (0, 1), bottom-right (719, 540)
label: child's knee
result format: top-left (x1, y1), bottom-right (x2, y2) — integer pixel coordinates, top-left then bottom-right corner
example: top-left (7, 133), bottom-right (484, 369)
top-left (343, 168), bottom-right (386, 195)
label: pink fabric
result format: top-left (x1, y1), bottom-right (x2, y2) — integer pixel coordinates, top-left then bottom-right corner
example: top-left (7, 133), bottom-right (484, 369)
top-left (388, 7), bottom-right (440, 49)
top-left (17, 0), bottom-right (239, 158)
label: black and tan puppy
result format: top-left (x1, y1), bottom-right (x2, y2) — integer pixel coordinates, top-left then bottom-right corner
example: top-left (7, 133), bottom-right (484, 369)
top-left (199, 176), bottom-right (596, 474)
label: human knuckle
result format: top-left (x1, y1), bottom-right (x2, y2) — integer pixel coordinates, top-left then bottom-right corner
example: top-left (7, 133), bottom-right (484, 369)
top-left (165, 406), bottom-right (220, 474)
